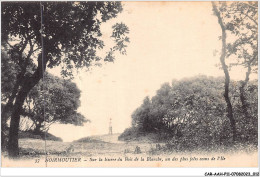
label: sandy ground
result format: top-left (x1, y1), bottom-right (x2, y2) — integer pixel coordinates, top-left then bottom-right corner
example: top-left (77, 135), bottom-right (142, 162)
top-left (1, 134), bottom-right (258, 167)
top-left (16, 134), bottom-right (160, 157)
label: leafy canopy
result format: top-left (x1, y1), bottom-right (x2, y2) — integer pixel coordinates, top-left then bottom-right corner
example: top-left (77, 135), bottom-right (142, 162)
top-left (2, 1), bottom-right (130, 77)
top-left (24, 72), bottom-right (88, 131)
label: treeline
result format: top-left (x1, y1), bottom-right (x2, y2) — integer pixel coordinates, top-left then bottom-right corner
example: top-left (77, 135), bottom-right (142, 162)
top-left (119, 76), bottom-right (257, 150)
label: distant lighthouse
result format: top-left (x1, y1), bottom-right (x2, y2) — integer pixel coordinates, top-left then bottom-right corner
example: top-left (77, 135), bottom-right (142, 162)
top-left (108, 118), bottom-right (113, 135)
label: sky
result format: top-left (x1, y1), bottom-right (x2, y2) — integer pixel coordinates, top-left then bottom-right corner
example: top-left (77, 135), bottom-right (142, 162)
top-left (48, 2), bottom-right (256, 142)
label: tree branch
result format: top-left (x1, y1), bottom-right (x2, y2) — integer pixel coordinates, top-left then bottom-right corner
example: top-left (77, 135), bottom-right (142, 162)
top-left (242, 2), bottom-right (258, 10)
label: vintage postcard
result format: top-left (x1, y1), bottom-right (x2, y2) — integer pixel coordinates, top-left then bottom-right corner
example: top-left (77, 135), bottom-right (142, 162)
top-left (1, 1), bottom-right (258, 169)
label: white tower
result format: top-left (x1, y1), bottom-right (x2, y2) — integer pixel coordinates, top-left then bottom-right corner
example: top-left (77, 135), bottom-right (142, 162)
top-left (109, 118), bottom-right (113, 135)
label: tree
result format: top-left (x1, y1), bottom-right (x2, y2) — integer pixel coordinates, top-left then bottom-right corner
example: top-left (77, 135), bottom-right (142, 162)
top-left (168, 76), bottom-right (228, 148)
top-left (1, 49), bottom-right (21, 150)
top-left (2, 1), bottom-right (129, 157)
top-left (223, 2), bottom-right (258, 120)
top-left (1, 49), bottom-right (19, 128)
top-left (122, 76), bottom-right (234, 149)
top-left (23, 72), bottom-right (88, 134)
top-left (212, 2), bottom-right (237, 142)
top-left (229, 79), bottom-right (258, 143)
top-left (132, 96), bottom-right (153, 133)
top-left (121, 75), bottom-right (257, 149)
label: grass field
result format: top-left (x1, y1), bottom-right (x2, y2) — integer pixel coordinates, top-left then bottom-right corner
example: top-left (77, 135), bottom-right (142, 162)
top-left (3, 133), bottom-right (163, 159)
top-left (1, 133), bottom-right (258, 167)
top-left (2, 133), bottom-right (255, 158)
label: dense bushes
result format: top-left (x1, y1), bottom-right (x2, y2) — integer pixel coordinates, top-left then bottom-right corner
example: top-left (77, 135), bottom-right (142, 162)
top-left (120, 76), bottom-right (257, 150)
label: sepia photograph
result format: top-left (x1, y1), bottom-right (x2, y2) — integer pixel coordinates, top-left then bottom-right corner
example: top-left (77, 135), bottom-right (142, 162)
top-left (1, 1), bottom-right (258, 170)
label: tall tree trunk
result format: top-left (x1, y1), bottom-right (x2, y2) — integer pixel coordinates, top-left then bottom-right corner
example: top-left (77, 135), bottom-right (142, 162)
top-left (212, 2), bottom-right (237, 142)
top-left (7, 4), bottom-right (47, 157)
top-left (7, 90), bottom-right (28, 157)
top-left (2, 56), bottom-right (30, 124)
top-left (1, 77), bottom-right (21, 123)
top-left (239, 65), bottom-right (251, 119)
top-left (7, 60), bottom-right (44, 157)
top-left (2, 57), bottom-right (28, 154)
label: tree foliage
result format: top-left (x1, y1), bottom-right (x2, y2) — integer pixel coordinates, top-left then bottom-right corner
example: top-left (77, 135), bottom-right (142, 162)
top-left (223, 2), bottom-right (258, 69)
top-left (121, 76), bottom-right (258, 150)
top-left (2, 1), bottom-right (130, 77)
top-left (212, 2), bottom-right (258, 143)
top-left (24, 73), bottom-right (88, 133)
top-left (1, 1), bottom-right (129, 157)
top-left (222, 2), bottom-right (258, 122)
